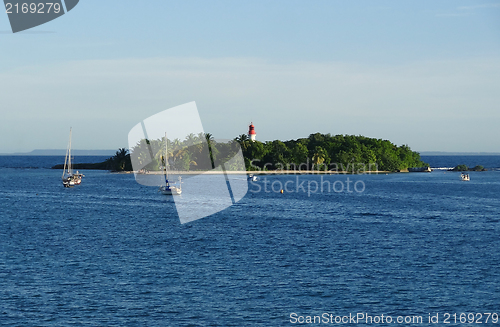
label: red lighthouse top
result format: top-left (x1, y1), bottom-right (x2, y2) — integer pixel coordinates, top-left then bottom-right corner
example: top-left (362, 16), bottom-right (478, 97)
top-left (248, 122), bottom-right (256, 135)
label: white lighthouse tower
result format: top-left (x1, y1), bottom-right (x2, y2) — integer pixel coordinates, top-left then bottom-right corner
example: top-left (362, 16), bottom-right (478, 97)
top-left (248, 122), bottom-right (256, 142)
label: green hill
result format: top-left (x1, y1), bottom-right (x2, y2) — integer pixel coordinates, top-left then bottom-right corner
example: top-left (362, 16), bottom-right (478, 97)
top-left (236, 133), bottom-right (428, 172)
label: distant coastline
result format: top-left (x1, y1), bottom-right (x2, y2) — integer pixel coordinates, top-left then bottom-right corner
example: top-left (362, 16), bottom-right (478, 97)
top-left (420, 151), bottom-right (500, 156)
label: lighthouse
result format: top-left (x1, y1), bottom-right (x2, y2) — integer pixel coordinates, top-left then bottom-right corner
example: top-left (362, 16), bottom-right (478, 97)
top-left (248, 122), bottom-right (256, 142)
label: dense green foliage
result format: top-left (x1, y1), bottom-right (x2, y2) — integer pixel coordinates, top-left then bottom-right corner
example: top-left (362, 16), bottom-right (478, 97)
top-left (454, 164), bottom-right (469, 171)
top-left (236, 133), bottom-right (428, 172)
top-left (129, 133), bottom-right (244, 172)
top-left (453, 164), bottom-right (486, 172)
top-left (104, 148), bottom-right (133, 171)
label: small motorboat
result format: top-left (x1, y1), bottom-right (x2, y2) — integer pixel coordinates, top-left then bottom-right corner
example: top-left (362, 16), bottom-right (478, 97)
top-left (461, 173), bottom-right (470, 181)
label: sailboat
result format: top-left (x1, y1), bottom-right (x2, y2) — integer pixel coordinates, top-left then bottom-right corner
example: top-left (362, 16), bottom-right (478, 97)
top-left (62, 128), bottom-right (83, 187)
top-left (159, 133), bottom-right (182, 195)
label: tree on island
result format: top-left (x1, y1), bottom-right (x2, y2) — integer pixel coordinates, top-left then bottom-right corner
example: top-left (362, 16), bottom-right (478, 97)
top-left (454, 164), bottom-right (468, 171)
top-left (104, 148), bottom-right (132, 171)
top-left (235, 133), bottom-right (428, 172)
top-left (453, 164), bottom-right (486, 172)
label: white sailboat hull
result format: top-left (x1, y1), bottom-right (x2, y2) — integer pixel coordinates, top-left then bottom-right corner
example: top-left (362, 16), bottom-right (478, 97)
top-left (62, 174), bottom-right (83, 187)
top-left (159, 186), bottom-right (182, 195)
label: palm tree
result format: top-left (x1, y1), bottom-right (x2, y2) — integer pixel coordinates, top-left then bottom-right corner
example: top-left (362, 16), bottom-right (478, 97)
top-left (204, 132), bottom-right (214, 143)
top-left (204, 133), bottom-right (216, 167)
top-left (130, 139), bottom-right (153, 165)
top-left (312, 146), bottom-right (327, 170)
top-left (185, 133), bottom-right (197, 146)
top-left (235, 134), bottom-right (249, 143)
top-left (172, 138), bottom-right (182, 152)
top-left (109, 148), bottom-right (131, 171)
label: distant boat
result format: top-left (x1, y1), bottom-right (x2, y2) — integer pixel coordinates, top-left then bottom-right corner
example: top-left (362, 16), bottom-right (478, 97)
top-left (159, 132), bottom-right (182, 195)
top-left (461, 173), bottom-right (470, 181)
top-left (62, 128), bottom-right (83, 187)
top-left (248, 174), bottom-right (258, 182)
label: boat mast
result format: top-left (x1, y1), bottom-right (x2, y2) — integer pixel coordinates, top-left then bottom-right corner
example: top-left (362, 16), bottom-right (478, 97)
top-left (68, 128), bottom-right (72, 175)
top-left (62, 128), bottom-right (71, 178)
top-left (164, 132), bottom-right (169, 185)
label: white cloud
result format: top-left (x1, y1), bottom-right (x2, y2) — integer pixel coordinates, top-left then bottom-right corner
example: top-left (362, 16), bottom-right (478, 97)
top-left (436, 3), bottom-right (500, 18)
top-left (458, 3), bottom-right (500, 10)
top-left (435, 13), bottom-right (471, 17)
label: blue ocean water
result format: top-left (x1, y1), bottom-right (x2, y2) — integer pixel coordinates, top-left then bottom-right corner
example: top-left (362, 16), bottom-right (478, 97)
top-left (1, 156), bottom-right (499, 326)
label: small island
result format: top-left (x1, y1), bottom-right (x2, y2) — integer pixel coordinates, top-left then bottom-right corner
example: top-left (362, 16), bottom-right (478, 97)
top-left (52, 132), bottom-right (429, 173)
top-left (451, 164), bottom-right (487, 172)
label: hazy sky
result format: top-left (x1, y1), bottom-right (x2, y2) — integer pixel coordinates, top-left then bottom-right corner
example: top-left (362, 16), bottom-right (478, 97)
top-left (1, 0), bottom-right (499, 153)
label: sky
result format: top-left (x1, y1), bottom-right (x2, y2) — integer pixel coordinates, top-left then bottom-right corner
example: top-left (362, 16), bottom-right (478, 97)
top-left (0, 0), bottom-right (499, 153)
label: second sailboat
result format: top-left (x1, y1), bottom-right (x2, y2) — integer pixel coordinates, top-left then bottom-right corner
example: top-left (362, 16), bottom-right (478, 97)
top-left (159, 132), bottom-right (181, 195)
